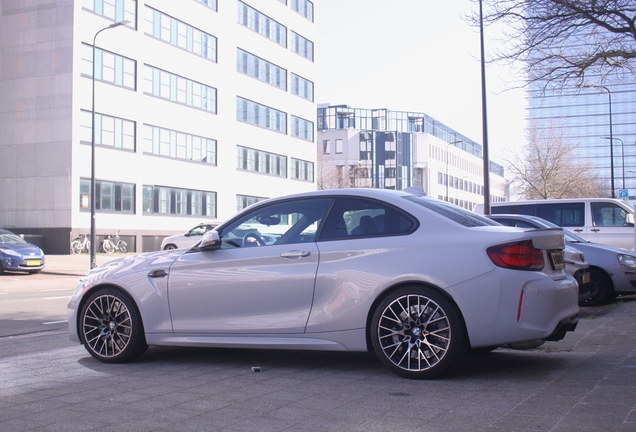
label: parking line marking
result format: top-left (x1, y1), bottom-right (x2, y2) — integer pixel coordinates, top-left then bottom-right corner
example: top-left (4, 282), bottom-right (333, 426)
top-left (43, 320), bottom-right (68, 325)
top-left (43, 296), bottom-right (72, 300)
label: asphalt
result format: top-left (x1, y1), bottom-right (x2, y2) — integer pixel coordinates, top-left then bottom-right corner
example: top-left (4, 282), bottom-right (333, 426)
top-left (2, 254), bottom-right (636, 431)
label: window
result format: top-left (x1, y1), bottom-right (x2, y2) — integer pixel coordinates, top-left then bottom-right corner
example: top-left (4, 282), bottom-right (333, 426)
top-left (291, 158), bottom-right (314, 182)
top-left (143, 185), bottom-right (216, 217)
top-left (223, 198), bottom-right (332, 248)
top-left (291, 31), bottom-right (313, 61)
top-left (359, 140), bottom-right (372, 161)
top-left (291, 116), bottom-right (314, 141)
top-left (144, 65), bottom-right (217, 113)
top-left (81, 44), bottom-right (136, 90)
top-left (335, 139), bottom-right (343, 154)
top-left (236, 97), bottom-right (286, 133)
top-left (145, 7), bottom-right (217, 61)
top-left (591, 202), bottom-right (630, 227)
top-left (80, 110), bottom-right (135, 150)
top-left (237, 146), bottom-right (287, 177)
top-left (536, 203), bottom-right (585, 227)
top-left (291, 0), bottom-right (313, 21)
top-left (319, 198), bottom-right (416, 240)
top-left (237, 1), bottom-right (287, 47)
top-left (323, 140), bottom-right (331, 154)
top-left (80, 179), bottom-right (135, 213)
top-left (143, 125), bottom-right (216, 164)
top-left (82, 0), bottom-right (136, 26)
top-left (237, 49), bottom-right (286, 90)
top-left (291, 73), bottom-right (313, 101)
top-left (236, 195), bottom-right (268, 212)
top-left (195, 0), bottom-right (217, 10)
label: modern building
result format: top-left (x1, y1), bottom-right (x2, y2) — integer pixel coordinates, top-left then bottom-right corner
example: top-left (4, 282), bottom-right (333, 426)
top-left (317, 105), bottom-right (509, 210)
top-left (526, 73), bottom-right (636, 201)
top-left (0, 0), bottom-right (317, 254)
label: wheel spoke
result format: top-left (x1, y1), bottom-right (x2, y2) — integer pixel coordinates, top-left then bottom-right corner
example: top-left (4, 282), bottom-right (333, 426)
top-left (377, 293), bottom-right (451, 372)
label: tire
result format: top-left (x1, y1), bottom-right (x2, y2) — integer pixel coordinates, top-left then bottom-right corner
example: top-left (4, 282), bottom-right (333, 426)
top-left (371, 286), bottom-right (465, 379)
top-left (580, 268), bottom-right (614, 307)
top-left (71, 240), bottom-right (82, 255)
top-left (79, 288), bottom-right (147, 363)
top-left (118, 241), bottom-right (128, 253)
top-left (103, 240), bottom-right (115, 254)
top-left (164, 244), bottom-right (177, 250)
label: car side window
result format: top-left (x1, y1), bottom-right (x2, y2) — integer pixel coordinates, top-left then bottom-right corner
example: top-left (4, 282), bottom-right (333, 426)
top-left (536, 203), bottom-right (584, 227)
top-left (219, 198), bottom-right (333, 249)
top-left (318, 197), bottom-right (415, 241)
top-left (591, 202), bottom-right (629, 227)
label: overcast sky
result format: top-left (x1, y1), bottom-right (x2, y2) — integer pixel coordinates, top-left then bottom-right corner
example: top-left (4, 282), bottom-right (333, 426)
top-left (315, 0), bottom-right (526, 161)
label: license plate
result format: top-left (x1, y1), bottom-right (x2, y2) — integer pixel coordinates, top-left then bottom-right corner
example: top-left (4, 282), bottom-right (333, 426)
top-left (25, 260), bottom-right (42, 267)
top-left (582, 272), bottom-right (591, 284)
top-left (550, 251), bottom-right (565, 269)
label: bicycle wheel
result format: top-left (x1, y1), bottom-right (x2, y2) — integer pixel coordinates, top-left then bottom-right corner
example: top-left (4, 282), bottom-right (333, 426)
top-left (103, 240), bottom-right (115, 254)
top-left (118, 241), bottom-right (128, 253)
top-left (71, 239), bottom-right (82, 255)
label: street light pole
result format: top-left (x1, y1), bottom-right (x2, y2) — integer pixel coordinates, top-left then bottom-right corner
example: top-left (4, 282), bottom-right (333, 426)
top-left (605, 137), bottom-right (624, 190)
top-left (584, 85), bottom-right (615, 198)
top-left (479, 0), bottom-right (491, 214)
top-left (90, 20), bottom-right (129, 270)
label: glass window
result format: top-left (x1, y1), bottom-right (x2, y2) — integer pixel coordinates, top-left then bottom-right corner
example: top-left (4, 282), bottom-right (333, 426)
top-left (83, 0), bottom-right (136, 27)
top-left (195, 0), bottom-right (217, 11)
top-left (80, 110), bottom-right (135, 151)
top-left (335, 139), bottom-right (343, 154)
top-left (144, 185), bottom-right (216, 217)
top-left (536, 203), bottom-right (585, 227)
top-left (221, 198), bottom-right (332, 248)
top-left (406, 196), bottom-right (497, 228)
top-left (291, 158), bottom-right (314, 182)
top-left (291, 116), bottom-right (314, 141)
top-left (320, 198), bottom-right (417, 241)
top-left (237, 146), bottom-right (287, 177)
top-left (236, 97), bottom-right (286, 133)
top-left (591, 202), bottom-right (631, 227)
top-left (142, 124), bottom-right (216, 164)
top-left (144, 65), bottom-right (216, 113)
top-left (291, 0), bottom-right (313, 21)
top-left (80, 179), bottom-right (135, 213)
top-left (237, 1), bottom-right (287, 47)
top-left (81, 44), bottom-right (136, 90)
top-left (291, 31), bottom-right (313, 61)
top-left (237, 49), bottom-right (286, 90)
top-left (291, 73), bottom-right (313, 101)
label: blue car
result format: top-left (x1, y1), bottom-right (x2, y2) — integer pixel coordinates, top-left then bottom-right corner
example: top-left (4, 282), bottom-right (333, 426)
top-left (0, 229), bottom-right (45, 274)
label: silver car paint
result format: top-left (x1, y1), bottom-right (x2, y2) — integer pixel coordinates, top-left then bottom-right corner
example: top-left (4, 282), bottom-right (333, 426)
top-left (68, 188), bottom-right (579, 352)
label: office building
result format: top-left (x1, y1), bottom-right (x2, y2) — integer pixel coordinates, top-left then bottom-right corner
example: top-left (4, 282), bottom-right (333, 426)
top-left (317, 105), bottom-right (509, 209)
top-left (0, 0), bottom-right (317, 253)
top-left (527, 75), bottom-right (636, 200)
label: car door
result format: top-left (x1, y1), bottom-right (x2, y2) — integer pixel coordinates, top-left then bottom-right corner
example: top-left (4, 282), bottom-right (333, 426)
top-left (167, 198), bottom-right (332, 334)
top-left (587, 201), bottom-right (634, 250)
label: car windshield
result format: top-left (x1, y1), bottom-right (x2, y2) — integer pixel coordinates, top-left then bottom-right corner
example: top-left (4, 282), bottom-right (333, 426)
top-left (0, 233), bottom-right (27, 244)
top-left (405, 196), bottom-right (499, 227)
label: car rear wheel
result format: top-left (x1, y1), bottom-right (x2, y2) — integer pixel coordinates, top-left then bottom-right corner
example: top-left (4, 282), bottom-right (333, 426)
top-left (79, 288), bottom-right (147, 363)
top-left (164, 244), bottom-right (177, 250)
top-left (371, 286), bottom-right (465, 379)
top-left (580, 268), bottom-right (614, 307)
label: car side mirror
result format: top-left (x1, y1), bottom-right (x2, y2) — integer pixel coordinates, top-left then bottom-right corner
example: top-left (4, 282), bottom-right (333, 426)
top-left (626, 213), bottom-right (634, 226)
top-left (198, 230), bottom-right (221, 251)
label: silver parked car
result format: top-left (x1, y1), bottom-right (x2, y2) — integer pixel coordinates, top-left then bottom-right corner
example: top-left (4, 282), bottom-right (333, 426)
top-left (488, 214), bottom-right (636, 306)
top-left (68, 189), bottom-right (579, 379)
top-left (160, 223), bottom-right (216, 250)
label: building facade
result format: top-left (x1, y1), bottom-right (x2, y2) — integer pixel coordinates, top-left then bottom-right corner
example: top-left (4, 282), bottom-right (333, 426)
top-left (0, 0), bottom-right (317, 253)
top-left (526, 74), bottom-right (636, 201)
top-left (317, 105), bottom-right (509, 210)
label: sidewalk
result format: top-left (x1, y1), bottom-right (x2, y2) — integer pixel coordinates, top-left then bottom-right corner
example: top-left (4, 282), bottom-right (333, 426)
top-left (41, 253), bottom-right (133, 276)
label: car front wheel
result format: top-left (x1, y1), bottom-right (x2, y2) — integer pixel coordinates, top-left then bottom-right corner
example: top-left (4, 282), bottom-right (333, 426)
top-left (79, 288), bottom-right (147, 363)
top-left (164, 244), bottom-right (177, 250)
top-left (371, 286), bottom-right (465, 379)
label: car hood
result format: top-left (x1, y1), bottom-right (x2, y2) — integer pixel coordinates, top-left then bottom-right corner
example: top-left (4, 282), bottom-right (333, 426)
top-left (569, 240), bottom-right (636, 256)
top-left (0, 242), bottom-right (43, 255)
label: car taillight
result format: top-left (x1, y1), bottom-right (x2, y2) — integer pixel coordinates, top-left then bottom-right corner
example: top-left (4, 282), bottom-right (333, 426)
top-left (487, 240), bottom-right (544, 271)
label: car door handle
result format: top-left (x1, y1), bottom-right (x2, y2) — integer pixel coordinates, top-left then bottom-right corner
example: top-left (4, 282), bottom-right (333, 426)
top-left (591, 228), bottom-right (600, 232)
top-left (573, 229), bottom-right (583, 232)
top-left (280, 250), bottom-right (311, 259)
top-left (148, 269), bottom-right (168, 278)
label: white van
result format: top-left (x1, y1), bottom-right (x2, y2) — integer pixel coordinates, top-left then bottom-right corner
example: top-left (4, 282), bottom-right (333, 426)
top-left (474, 198), bottom-right (636, 251)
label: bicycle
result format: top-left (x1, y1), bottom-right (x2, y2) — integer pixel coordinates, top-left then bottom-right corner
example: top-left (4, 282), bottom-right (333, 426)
top-left (70, 234), bottom-right (91, 255)
top-left (102, 230), bottom-right (128, 254)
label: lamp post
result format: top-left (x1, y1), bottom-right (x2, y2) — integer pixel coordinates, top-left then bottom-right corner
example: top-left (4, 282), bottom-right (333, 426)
top-left (605, 137), bottom-right (624, 189)
top-left (445, 140), bottom-right (463, 201)
top-left (479, 0), bottom-right (491, 214)
top-left (90, 20), bottom-right (129, 269)
top-left (584, 85), bottom-right (615, 198)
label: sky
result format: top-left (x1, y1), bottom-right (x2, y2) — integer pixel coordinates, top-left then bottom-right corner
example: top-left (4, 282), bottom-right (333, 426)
top-left (315, 0), bottom-right (527, 162)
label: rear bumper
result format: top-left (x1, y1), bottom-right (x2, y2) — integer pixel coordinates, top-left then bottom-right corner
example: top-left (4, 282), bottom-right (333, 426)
top-left (545, 313), bottom-right (580, 341)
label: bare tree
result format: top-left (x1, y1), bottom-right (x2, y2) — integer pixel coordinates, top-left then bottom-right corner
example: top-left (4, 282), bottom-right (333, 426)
top-left (504, 120), bottom-right (609, 199)
top-left (468, 1), bottom-right (636, 91)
